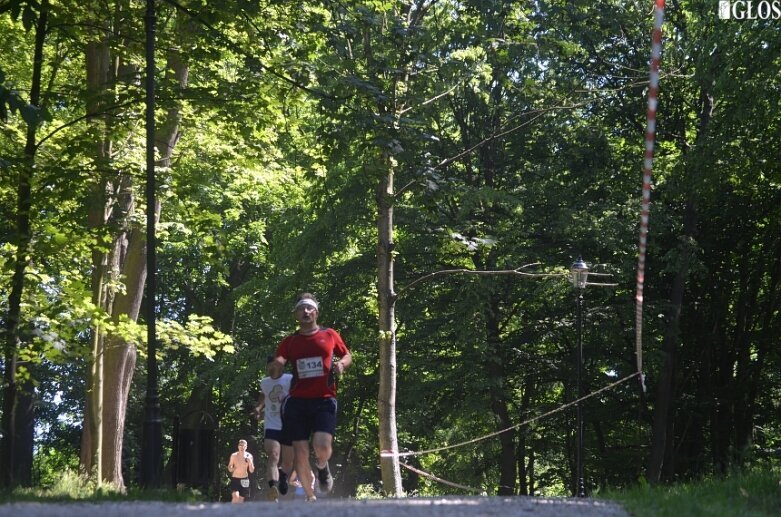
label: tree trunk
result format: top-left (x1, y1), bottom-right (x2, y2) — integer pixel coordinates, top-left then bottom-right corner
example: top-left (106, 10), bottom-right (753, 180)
top-left (647, 89), bottom-right (712, 483)
top-left (517, 378), bottom-right (533, 495)
top-left (730, 253), bottom-right (759, 467)
top-left (735, 238), bottom-right (780, 457)
top-left (517, 431), bottom-right (527, 496)
top-left (646, 178), bottom-right (697, 483)
top-left (79, 12), bottom-right (190, 487)
top-left (79, 23), bottom-right (117, 482)
top-left (1, 0), bottom-right (48, 488)
top-left (485, 297), bottom-right (516, 495)
top-left (377, 151), bottom-right (403, 496)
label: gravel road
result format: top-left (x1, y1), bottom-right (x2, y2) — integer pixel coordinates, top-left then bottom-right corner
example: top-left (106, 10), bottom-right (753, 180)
top-left (0, 496), bottom-right (629, 516)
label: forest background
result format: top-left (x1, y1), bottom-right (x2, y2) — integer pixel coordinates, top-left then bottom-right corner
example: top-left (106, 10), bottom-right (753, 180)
top-left (1, 0), bottom-right (779, 502)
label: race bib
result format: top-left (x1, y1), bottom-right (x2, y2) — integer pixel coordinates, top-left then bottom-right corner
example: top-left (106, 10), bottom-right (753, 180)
top-left (240, 478), bottom-right (250, 488)
top-left (297, 356), bottom-right (324, 379)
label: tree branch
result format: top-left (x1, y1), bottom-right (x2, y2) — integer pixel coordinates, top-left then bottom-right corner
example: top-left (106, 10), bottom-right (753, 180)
top-left (397, 263), bottom-right (560, 298)
top-left (34, 100), bottom-right (138, 151)
top-left (398, 79), bottom-right (462, 117)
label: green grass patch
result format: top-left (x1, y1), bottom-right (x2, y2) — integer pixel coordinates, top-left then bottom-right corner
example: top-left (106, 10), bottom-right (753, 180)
top-left (0, 470), bottom-right (207, 503)
top-left (602, 468), bottom-right (781, 516)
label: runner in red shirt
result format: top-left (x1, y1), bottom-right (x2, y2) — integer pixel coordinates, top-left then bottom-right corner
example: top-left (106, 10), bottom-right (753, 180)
top-left (269, 293), bottom-right (352, 502)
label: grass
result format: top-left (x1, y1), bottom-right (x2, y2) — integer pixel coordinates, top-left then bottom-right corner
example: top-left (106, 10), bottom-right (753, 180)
top-left (0, 470), bottom-right (207, 503)
top-left (602, 468), bottom-right (781, 516)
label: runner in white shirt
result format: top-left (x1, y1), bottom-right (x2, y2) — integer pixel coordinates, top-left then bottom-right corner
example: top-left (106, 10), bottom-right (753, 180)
top-left (254, 356), bottom-right (293, 501)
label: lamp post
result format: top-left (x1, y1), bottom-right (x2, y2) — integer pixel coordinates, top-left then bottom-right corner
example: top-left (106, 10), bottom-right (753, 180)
top-left (141, 0), bottom-right (162, 488)
top-left (570, 257), bottom-right (588, 498)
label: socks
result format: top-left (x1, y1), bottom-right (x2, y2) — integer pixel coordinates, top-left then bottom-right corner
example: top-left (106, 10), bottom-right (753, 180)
top-left (278, 469), bottom-right (289, 495)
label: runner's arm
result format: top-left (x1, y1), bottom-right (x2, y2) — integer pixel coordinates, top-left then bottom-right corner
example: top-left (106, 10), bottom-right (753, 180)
top-left (253, 393), bottom-right (265, 420)
top-left (334, 351), bottom-right (352, 375)
top-left (269, 356), bottom-right (286, 379)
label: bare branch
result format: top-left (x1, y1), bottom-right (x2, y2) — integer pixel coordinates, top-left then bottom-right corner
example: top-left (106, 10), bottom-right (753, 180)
top-left (435, 111), bottom-right (546, 170)
top-left (35, 100), bottom-right (138, 152)
top-left (398, 263), bottom-right (560, 298)
top-left (398, 80), bottom-right (462, 117)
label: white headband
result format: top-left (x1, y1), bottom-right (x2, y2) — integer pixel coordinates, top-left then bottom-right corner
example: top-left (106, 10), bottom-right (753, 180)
top-left (294, 298), bottom-right (319, 311)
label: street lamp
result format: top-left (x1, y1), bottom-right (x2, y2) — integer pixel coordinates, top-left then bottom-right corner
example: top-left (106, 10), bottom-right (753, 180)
top-left (570, 257), bottom-right (588, 498)
top-left (141, 0), bottom-right (162, 488)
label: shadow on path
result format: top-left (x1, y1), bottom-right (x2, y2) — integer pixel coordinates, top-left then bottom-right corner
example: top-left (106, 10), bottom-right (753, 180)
top-left (0, 496), bottom-right (628, 516)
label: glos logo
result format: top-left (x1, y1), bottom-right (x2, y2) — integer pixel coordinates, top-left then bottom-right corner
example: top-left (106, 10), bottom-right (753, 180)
top-left (719, 1), bottom-right (781, 19)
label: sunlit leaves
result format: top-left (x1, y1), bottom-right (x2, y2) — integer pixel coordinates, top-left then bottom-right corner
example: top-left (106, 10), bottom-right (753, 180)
top-left (156, 314), bottom-right (234, 361)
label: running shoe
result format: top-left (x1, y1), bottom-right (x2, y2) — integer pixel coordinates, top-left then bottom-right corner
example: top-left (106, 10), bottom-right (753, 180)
top-left (266, 485), bottom-right (279, 502)
top-left (278, 469), bottom-right (289, 495)
top-left (317, 462), bottom-right (333, 494)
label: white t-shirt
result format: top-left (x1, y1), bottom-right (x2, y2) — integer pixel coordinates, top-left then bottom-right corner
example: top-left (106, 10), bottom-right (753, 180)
top-left (260, 373), bottom-right (292, 431)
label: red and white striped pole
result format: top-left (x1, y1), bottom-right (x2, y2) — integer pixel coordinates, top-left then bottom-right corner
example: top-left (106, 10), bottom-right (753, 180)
top-left (635, 0), bottom-right (665, 393)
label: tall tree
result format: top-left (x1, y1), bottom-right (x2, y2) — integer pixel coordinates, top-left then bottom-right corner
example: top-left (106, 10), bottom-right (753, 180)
top-left (1, 0), bottom-right (49, 488)
top-left (78, 1), bottom-right (191, 487)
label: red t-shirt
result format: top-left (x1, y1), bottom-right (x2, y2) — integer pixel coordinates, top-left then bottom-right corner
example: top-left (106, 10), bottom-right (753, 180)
top-left (275, 327), bottom-right (350, 399)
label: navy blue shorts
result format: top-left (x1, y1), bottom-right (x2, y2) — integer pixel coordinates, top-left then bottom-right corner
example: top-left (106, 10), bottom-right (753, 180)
top-left (282, 397), bottom-right (338, 441)
top-left (264, 427), bottom-right (292, 446)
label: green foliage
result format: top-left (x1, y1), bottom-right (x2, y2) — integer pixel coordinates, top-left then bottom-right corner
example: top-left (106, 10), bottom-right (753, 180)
top-left (603, 468), bottom-right (781, 517)
top-left (6, 470), bottom-right (119, 501)
top-left (354, 483), bottom-right (389, 499)
top-left (1, 0), bottom-right (779, 499)
top-left (156, 315), bottom-right (234, 360)
top-left (1, 469), bottom-right (207, 502)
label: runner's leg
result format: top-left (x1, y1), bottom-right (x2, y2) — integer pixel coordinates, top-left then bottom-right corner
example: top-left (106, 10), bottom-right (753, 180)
top-left (265, 438), bottom-right (281, 484)
top-left (293, 440), bottom-right (316, 499)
